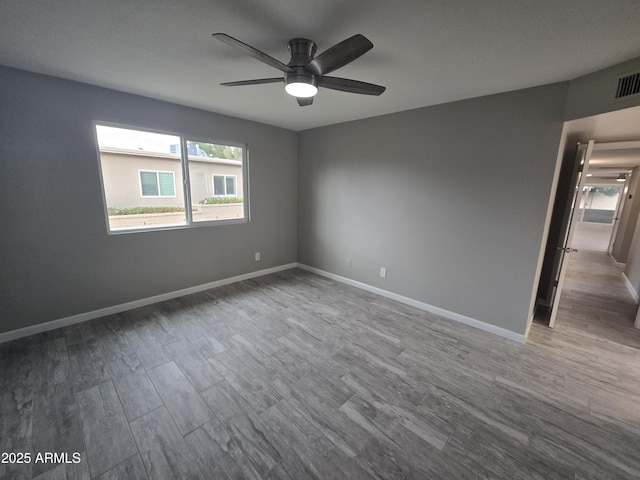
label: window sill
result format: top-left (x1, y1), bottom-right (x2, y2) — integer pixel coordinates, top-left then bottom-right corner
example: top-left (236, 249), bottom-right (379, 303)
top-left (106, 216), bottom-right (249, 235)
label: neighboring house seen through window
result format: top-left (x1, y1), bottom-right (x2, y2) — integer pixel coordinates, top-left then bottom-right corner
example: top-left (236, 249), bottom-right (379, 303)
top-left (95, 123), bottom-right (247, 233)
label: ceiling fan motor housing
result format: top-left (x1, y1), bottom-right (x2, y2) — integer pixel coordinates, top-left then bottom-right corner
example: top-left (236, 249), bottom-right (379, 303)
top-left (287, 38), bottom-right (317, 66)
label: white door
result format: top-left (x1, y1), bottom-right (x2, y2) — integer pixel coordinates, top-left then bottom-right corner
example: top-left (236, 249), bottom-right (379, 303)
top-left (549, 140), bottom-right (595, 328)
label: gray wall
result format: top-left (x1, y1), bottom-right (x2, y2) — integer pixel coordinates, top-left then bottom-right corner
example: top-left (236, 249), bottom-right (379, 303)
top-left (0, 66), bottom-right (297, 335)
top-left (565, 57), bottom-right (640, 121)
top-left (612, 167), bottom-right (640, 263)
top-left (624, 219), bottom-right (640, 297)
top-left (298, 83), bottom-right (568, 335)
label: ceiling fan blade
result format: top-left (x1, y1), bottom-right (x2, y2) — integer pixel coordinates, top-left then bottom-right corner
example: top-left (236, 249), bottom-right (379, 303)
top-left (221, 78), bottom-right (283, 87)
top-left (318, 76), bottom-right (386, 95)
top-left (213, 33), bottom-right (294, 74)
top-left (305, 34), bottom-right (373, 76)
top-left (297, 97), bottom-right (314, 107)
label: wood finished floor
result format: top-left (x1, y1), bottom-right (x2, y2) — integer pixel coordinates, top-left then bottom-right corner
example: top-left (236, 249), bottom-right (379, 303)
top-left (571, 221), bottom-right (613, 252)
top-left (1, 266), bottom-right (640, 479)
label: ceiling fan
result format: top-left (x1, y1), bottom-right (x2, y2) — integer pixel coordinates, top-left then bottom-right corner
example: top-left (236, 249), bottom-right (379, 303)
top-left (212, 33), bottom-right (386, 106)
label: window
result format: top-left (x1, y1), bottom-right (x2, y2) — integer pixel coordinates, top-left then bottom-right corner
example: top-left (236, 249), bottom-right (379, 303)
top-left (95, 124), bottom-right (247, 232)
top-left (213, 175), bottom-right (237, 196)
top-left (140, 171), bottom-right (176, 197)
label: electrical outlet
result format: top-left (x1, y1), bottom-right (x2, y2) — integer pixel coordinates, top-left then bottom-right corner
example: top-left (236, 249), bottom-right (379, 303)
top-left (346, 258), bottom-right (352, 268)
top-left (255, 252), bottom-right (261, 261)
top-left (380, 267), bottom-right (387, 278)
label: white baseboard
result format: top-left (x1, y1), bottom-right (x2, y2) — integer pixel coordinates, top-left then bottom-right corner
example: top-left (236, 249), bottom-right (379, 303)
top-left (0, 263), bottom-right (298, 345)
top-left (1, 262), bottom-right (527, 345)
top-left (296, 263), bottom-right (526, 344)
top-left (622, 272), bottom-right (639, 304)
top-left (609, 252), bottom-right (625, 267)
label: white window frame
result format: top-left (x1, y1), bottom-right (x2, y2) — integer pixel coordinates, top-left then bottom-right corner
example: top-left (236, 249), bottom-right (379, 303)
top-left (94, 122), bottom-right (250, 234)
top-left (138, 170), bottom-right (177, 198)
top-left (213, 174), bottom-right (238, 197)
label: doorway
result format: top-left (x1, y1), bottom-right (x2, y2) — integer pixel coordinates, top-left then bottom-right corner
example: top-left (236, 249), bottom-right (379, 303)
top-left (573, 184), bottom-right (621, 252)
top-left (533, 106), bottom-right (640, 338)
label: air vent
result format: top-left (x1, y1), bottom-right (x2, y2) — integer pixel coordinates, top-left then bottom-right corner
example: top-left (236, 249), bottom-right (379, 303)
top-left (615, 72), bottom-right (640, 98)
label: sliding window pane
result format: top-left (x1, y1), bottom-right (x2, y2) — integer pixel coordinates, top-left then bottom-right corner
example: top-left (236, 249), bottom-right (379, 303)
top-left (213, 175), bottom-right (225, 196)
top-left (186, 140), bottom-right (245, 223)
top-left (96, 125), bottom-right (186, 231)
top-left (226, 176), bottom-right (237, 196)
top-left (140, 171), bottom-right (159, 196)
top-left (158, 172), bottom-right (176, 196)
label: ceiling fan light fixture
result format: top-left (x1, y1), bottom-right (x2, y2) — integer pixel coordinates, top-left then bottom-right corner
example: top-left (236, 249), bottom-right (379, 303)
top-left (285, 75), bottom-right (317, 98)
top-left (213, 33), bottom-right (385, 105)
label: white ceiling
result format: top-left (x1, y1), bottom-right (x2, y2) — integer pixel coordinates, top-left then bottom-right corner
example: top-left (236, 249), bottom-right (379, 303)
top-left (563, 106), bottom-right (640, 179)
top-left (590, 148), bottom-right (640, 170)
top-left (1, 0), bottom-right (640, 131)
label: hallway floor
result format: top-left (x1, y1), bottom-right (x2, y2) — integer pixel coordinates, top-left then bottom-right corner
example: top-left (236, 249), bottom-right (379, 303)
top-left (571, 221), bottom-right (613, 252)
top-left (552, 220), bottom-right (639, 346)
top-left (530, 229), bottom-right (640, 456)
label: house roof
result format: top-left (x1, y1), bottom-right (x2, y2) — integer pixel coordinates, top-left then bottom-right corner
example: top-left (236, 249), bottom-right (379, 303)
top-left (100, 147), bottom-right (242, 166)
top-left (1, 0), bottom-right (639, 131)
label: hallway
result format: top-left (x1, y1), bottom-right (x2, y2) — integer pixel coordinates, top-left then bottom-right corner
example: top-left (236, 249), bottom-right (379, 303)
top-left (552, 248), bottom-right (639, 347)
top-left (553, 220), bottom-right (639, 346)
top-left (571, 221), bottom-right (614, 253)
top-left (529, 220), bottom-right (640, 440)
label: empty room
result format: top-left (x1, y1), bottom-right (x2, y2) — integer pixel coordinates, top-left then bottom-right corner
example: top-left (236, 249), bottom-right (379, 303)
top-left (2, 1), bottom-right (640, 479)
